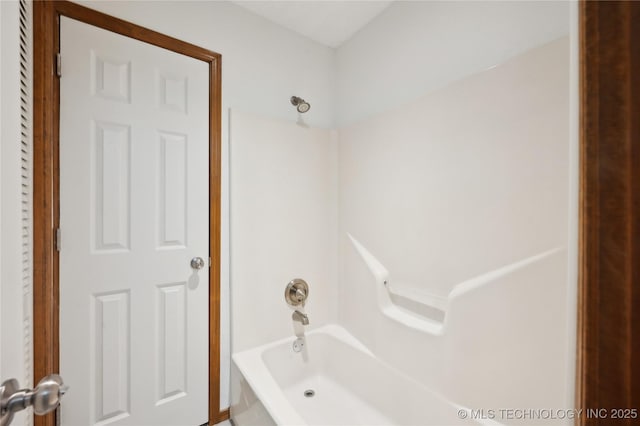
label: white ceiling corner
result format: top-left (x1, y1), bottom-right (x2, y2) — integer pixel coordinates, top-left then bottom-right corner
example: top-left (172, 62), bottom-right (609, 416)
top-left (231, 1), bottom-right (394, 48)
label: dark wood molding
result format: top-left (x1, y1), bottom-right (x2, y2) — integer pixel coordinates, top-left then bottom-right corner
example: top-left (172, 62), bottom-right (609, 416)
top-left (217, 408), bottom-right (230, 423)
top-left (33, 3), bottom-right (59, 426)
top-left (32, 1), bottom-right (224, 425)
top-left (50, 1), bottom-right (220, 63)
top-left (578, 1), bottom-right (640, 424)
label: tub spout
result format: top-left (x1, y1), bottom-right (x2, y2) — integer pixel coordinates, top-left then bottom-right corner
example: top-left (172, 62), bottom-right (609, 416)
top-left (292, 310), bottom-right (309, 325)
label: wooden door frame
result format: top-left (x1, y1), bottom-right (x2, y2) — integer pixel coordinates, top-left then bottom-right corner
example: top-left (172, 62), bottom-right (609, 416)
top-left (578, 1), bottom-right (640, 424)
top-left (32, 1), bottom-right (225, 425)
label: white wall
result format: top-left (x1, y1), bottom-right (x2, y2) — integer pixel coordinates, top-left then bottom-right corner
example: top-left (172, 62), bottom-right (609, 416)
top-left (0, 1), bottom-right (29, 425)
top-left (78, 1), bottom-right (335, 127)
top-left (336, 1), bottom-right (570, 126)
top-left (75, 0), bottom-right (336, 409)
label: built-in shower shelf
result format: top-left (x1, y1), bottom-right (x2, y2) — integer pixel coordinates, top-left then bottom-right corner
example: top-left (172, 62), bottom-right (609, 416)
top-left (347, 234), bottom-right (447, 334)
top-left (386, 284), bottom-right (448, 311)
top-left (347, 233), bottom-right (563, 336)
top-left (387, 284), bottom-right (446, 323)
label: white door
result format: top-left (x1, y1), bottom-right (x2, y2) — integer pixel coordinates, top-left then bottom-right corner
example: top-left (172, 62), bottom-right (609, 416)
top-left (59, 17), bottom-right (210, 426)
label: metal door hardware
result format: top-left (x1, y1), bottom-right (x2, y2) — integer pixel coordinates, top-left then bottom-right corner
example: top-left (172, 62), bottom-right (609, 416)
top-left (190, 257), bottom-right (205, 270)
top-left (0, 375), bottom-right (68, 426)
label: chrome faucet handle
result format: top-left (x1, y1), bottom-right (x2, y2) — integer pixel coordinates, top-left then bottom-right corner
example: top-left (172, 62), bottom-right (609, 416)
top-left (285, 279), bottom-right (309, 307)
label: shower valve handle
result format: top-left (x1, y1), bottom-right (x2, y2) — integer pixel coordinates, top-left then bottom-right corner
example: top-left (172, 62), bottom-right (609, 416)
top-left (285, 279), bottom-right (309, 307)
top-left (295, 288), bottom-right (306, 302)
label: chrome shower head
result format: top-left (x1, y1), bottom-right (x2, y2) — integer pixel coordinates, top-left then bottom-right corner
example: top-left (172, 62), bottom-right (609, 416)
top-left (291, 96), bottom-right (311, 113)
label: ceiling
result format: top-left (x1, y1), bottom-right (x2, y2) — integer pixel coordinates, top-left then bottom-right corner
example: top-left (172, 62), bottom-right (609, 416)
top-left (231, 1), bottom-right (394, 48)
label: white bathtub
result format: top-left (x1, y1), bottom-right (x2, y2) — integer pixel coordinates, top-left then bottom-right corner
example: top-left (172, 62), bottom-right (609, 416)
top-left (231, 324), bottom-right (493, 425)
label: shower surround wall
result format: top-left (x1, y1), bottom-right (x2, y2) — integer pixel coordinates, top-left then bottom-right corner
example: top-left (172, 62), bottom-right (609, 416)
top-left (230, 111), bottom-right (338, 353)
top-left (330, 1), bottom-right (574, 418)
top-left (337, 37), bottom-right (570, 414)
top-left (340, 37), bottom-right (569, 302)
top-left (230, 39), bottom-right (572, 424)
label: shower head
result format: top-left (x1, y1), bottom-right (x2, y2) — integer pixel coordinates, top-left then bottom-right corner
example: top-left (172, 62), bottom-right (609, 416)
top-left (290, 96), bottom-right (311, 113)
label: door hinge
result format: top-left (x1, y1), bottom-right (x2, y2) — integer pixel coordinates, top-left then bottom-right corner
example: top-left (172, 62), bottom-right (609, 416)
top-left (208, 257), bottom-right (212, 267)
top-left (56, 52), bottom-right (62, 77)
top-left (55, 228), bottom-right (61, 251)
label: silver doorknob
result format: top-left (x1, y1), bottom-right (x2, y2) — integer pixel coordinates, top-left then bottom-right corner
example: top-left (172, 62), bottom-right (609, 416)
top-left (32, 375), bottom-right (67, 415)
top-left (0, 374), bottom-right (68, 426)
top-left (190, 257), bottom-right (205, 270)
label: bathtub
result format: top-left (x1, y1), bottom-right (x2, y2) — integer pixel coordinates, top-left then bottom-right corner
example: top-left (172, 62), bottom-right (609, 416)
top-left (231, 324), bottom-right (494, 425)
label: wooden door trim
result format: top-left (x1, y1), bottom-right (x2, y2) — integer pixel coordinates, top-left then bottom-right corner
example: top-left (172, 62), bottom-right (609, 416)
top-left (578, 1), bottom-right (640, 424)
top-left (32, 2), bottom-right (223, 425)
